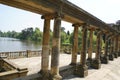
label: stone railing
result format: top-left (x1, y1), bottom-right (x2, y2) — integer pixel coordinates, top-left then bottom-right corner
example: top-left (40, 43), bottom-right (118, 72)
top-left (0, 57), bottom-right (28, 80)
top-left (0, 50), bottom-right (42, 59)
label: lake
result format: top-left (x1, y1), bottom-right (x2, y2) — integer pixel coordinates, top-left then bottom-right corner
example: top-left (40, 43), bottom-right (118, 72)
top-left (0, 37), bottom-right (42, 52)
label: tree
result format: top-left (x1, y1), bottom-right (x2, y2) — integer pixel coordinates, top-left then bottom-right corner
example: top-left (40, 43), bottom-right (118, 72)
top-left (0, 30), bottom-right (3, 37)
top-left (19, 27), bottom-right (33, 40)
top-left (69, 28), bottom-right (82, 48)
top-left (32, 27), bottom-right (42, 42)
top-left (67, 30), bottom-right (70, 35)
top-left (61, 27), bottom-right (67, 44)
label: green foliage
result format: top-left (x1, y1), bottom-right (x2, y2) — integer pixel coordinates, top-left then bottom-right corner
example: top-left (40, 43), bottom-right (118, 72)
top-left (0, 26), bottom-right (106, 51)
top-left (61, 27), bottom-right (70, 45)
top-left (19, 27), bottom-right (33, 40)
top-left (32, 27), bottom-right (43, 42)
top-left (69, 28), bottom-right (82, 48)
top-left (18, 27), bottom-right (43, 43)
top-left (0, 30), bottom-right (19, 38)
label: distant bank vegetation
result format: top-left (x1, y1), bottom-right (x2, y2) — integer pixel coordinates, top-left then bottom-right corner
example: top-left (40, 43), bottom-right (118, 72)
top-left (0, 27), bottom-right (105, 51)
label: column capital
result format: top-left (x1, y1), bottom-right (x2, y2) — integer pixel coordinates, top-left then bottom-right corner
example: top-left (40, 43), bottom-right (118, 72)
top-left (41, 14), bottom-right (54, 19)
top-left (81, 23), bottom-right (90, 27)
top-left (41, 12), bottom-right (64, 19)
top-left (88, 27), bottom-right (95, 31)
top-left (73, 23), bottom-right (89, 27)
top-left (72, 23), bottom-right (80, 27)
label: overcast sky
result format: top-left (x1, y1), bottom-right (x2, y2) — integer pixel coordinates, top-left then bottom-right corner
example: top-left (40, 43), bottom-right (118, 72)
top-left (0, 0), bottom-right (120, 32)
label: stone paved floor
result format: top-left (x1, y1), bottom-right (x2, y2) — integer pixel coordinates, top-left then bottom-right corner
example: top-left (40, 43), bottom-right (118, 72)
top-left (9, 53), bottom-right (120, 80)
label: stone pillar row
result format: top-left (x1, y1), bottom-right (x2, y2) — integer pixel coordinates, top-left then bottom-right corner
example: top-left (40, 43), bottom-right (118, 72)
top-left (40, 13), bottom-right (62, 80)
top-left (40, 12), bottom-right (120, 79)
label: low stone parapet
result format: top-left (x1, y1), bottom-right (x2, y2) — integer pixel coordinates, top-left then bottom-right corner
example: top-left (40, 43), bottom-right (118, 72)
top-left (0, 58), bottom-right (28, 80)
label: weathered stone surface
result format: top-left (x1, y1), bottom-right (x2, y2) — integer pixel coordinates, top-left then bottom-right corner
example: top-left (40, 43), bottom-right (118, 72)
top-left (102, 34), bottom-right (109, 64)
top-left (71, 24), bottom-right (79, 65)
top-left (101, 56), bottom-right (109, 64)
top-left (74, 64), bottom-right (88, 77)
top-left (86, 58), bottom-right (93, 68)
top-left (87, 29), bottom-right (94, 68)
top-left (118, 52), bottom-right (120, 56)
top-left (114, 52), bottom-right (118, 58)
top-left (91, 59), bottom-right (101, 69)
top-left (92, 31), bottom-right (102, 69)
top-left (80, 25), bottom-right (88, 66)
top-left (41, 17), bottom-right (51, 75)
top-left (109, 54), bottom-right (114, 61)
top-left (50, 13), bottom-right (62, 80)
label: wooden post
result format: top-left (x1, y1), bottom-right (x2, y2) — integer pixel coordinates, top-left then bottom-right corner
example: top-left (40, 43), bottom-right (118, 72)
top-left (91, 31), bottom-right (102, 69)
top-left (50, 13), bottom-right (62, 80)
top-left (75, 24), bottom-right (88, 77)
top-left (70, 24), bottom-right (79, 65)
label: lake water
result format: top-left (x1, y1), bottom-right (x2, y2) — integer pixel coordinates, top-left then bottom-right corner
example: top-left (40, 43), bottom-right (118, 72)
top-left (0, 37), bottom-right (42, 52)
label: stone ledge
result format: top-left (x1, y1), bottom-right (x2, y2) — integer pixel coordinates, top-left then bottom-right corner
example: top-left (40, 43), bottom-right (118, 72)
top-left (60, 65), bottom-right (74, 78)
top-left (0, 59), bottom-right (28, 80)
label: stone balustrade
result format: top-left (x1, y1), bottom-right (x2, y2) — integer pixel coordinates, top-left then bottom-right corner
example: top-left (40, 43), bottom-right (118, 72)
top-left (0, 57), bottom-right (28, 80)
top-left (0, 50), bottom-right (42, 59)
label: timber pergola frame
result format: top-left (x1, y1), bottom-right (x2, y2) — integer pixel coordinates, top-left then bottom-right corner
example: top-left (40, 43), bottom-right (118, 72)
top-left (0, 0), bottom-right (120, 80)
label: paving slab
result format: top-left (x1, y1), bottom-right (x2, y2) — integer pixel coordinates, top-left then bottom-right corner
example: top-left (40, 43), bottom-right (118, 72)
top-left (9, 53), bottom-right (120, 80)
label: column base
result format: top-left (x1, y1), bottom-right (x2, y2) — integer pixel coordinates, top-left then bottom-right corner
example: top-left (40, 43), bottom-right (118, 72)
top-left (74, 64), bottom-right (88, 77)
top-left (114, 52), bottom-right (118, 58)
top-left (91, 59), bottom-right (101, 69)
top-left (118, 52), bottom-right (120, 56)
top-left (39, 70), bottom-right (50, 80)
top-left (49, 74), bottom-right (62, 80)
top-left (109, 54), bottom-right (114, 61)
top-left (101, 56), bottom-right (109, 64)
top-left (86, 58), bottom-right (92, 68)
top-left (69, 63), bottom-right (77, 66)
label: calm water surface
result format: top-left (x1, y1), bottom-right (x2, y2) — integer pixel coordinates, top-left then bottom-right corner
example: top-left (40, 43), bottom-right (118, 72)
top-left (0, 37), bottom-right (42, 52)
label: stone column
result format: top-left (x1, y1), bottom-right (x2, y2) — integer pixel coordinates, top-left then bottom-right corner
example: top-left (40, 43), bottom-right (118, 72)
top-left (50, 13), bottom-right (62, 80)
top-left (101, 34), bottom-right (109, 64)
top-left (87, 28), bottom-right (94, 66)
top-left (109, 37), bottom-right (114, 60)
top-left (40, 15), bottom-right (51, 80)
top-left (114, 36), bottom-right (118, 58)
top-left (91, 31), bottom-right (102, 69)
top-left (75, 24), bottom-right (88, 77)
top-left (115, 36), bottom-right (119, 57)
top-left (118, 37), bottom-right (120, 56)
top-left (70, 24), bottom-right (79, 65)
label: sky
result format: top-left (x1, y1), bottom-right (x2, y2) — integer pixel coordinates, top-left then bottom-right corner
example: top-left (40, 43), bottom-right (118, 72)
top-left (0, 0), bottom-right (120, 32)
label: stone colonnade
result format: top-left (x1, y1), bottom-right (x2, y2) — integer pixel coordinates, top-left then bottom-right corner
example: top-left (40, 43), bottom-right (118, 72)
top-left (40, 13), bottom-right (120, 80)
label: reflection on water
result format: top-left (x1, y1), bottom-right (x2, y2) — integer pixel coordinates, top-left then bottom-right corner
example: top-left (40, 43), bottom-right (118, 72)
top-left (0, 37), bottom-right (42, 52)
